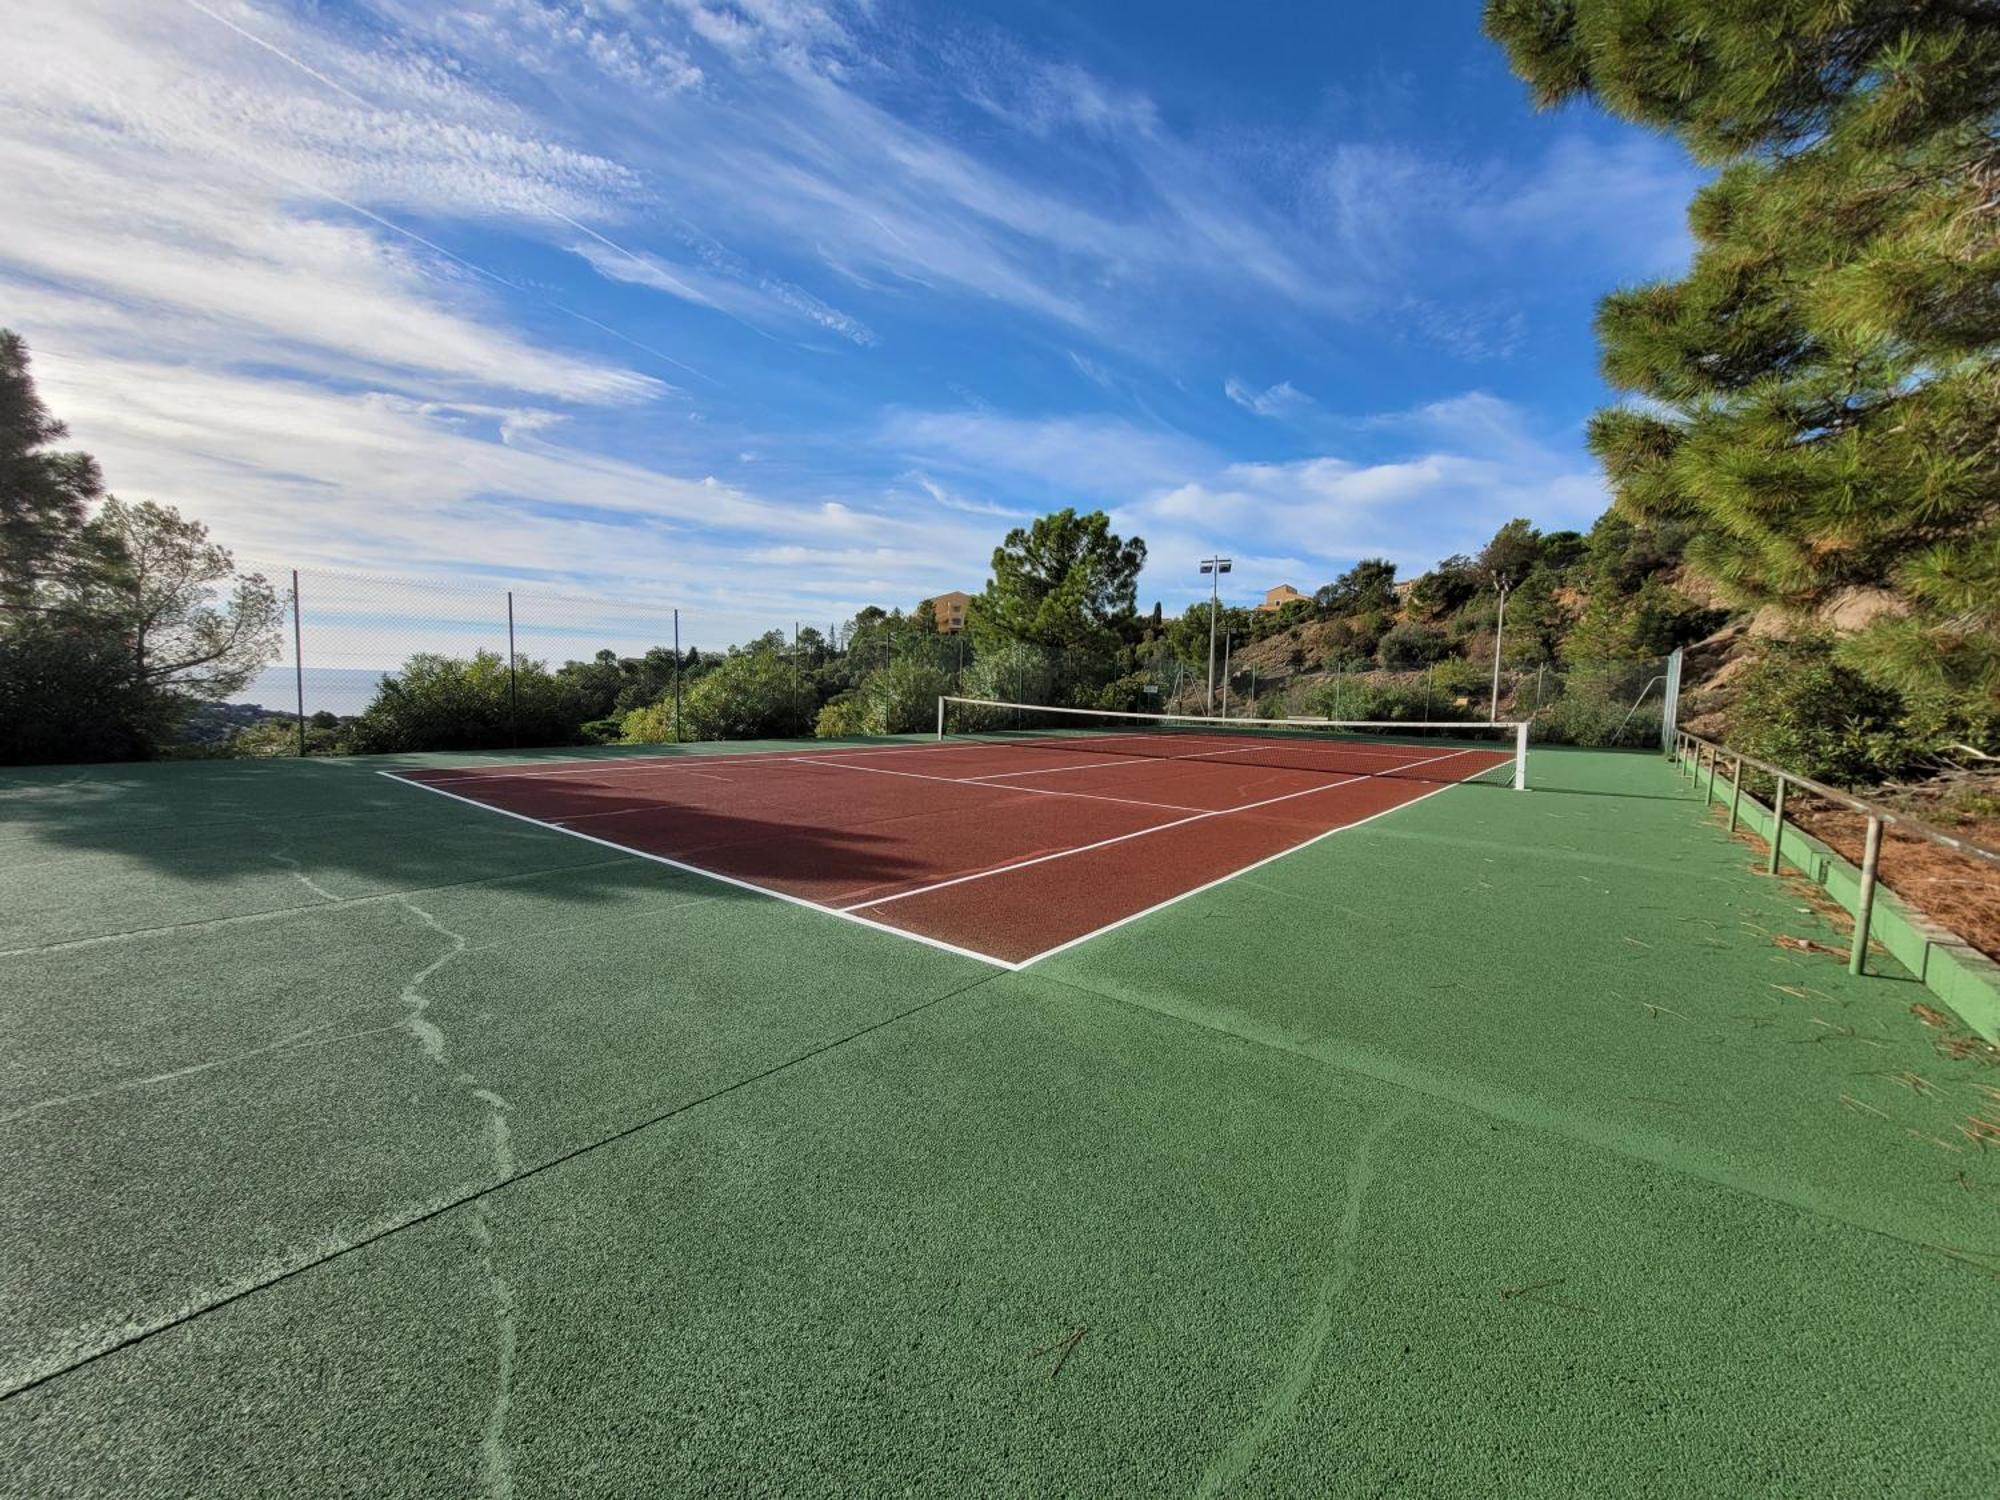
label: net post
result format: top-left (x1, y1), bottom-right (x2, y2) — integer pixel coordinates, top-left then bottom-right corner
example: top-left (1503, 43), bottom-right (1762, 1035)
top-left (936, 696), bottom-right (945, 741)
top-left (1512, 720), bottom-right (1528, 791)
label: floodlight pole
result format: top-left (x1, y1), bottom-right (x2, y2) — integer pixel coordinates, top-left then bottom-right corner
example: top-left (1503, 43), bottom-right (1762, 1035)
top-left (1488, 574), bottom-right (1513, 723)
top-left (1200, 555), bottom-right (1232, 713)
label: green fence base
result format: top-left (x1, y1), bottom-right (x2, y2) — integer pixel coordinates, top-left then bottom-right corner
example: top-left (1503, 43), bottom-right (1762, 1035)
top-left (1688, 758), bottom-right (2000, 1043)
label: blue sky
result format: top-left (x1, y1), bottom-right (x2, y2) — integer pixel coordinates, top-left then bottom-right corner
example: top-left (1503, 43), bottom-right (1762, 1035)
top-left (0, 0), bottom-right (1702, 649)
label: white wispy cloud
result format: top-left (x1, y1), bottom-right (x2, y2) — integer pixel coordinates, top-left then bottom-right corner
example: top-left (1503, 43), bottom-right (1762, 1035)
top-left (1224, 378), bottom-right (1313, 419)
top-left (881, 395), bottom-right (1607, 604)
top-left (0, 0), bottom-right (1685, 659)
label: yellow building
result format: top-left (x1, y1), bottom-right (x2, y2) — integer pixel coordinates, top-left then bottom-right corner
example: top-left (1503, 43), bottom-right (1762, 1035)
top-left (922, 590), bottom-right (972, 633)
top-left (1256, 584), bottom-right (1309, 613)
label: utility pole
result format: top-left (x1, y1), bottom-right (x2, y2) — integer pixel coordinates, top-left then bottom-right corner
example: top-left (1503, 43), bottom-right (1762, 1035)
top-left (1200, 556), bottom-right (1232, 713)
top-left (1488, 573), bottom-right (1513, 723)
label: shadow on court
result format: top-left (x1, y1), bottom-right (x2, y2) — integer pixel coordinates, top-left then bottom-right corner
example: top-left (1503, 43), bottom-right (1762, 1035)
top-left (0, 752), bottom-right (958, 950)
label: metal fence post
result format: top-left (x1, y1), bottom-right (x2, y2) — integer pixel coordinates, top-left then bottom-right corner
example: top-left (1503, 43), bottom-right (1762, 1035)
top-left (291, 569), bottom-right (305, 757)
top-left (1849, 816), bottom-right (1884, 975)
top-left (1767, 776), bottom-right (1787, 875)
top-left (1728, 755), bottom-right (1744, 832)
top-left (506, 590), bottom-right (519, 749)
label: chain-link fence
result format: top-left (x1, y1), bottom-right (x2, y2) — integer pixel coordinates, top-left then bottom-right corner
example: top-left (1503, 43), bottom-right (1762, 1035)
top-left (1095, 646), bottom-right (1672, 745)
top-left (214, 563), bottom-right (692, 754)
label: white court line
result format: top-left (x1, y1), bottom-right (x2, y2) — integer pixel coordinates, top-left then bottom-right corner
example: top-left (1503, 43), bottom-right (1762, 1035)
top-left (508, 754), bottom-right (1210, 826)
top-left (379, 744), bottom-right (1506, 970)
top-left (1011, 771), bottom-right (1481, 969)
top-left (782, 755), bottom-right (1209, 813)
top-left (376, 771), bottom-right (1020, 970)
top-left (407, 737), bottom-right (996, 787)
top-left (958, 733), bottom-right (1483, 781)
top-left (842, 745), bottom-right (1483, 912)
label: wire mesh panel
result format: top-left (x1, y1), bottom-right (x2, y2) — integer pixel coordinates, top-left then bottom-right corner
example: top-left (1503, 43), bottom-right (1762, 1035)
top-left (227, 562), bottom-right (687, 752)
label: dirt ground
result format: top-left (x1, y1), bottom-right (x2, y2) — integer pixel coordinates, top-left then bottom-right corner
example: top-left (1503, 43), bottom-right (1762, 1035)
top-left (1785, 797), bottom-right (2000, 964)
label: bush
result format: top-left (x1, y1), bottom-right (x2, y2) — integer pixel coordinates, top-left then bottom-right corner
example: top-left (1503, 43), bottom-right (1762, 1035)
top-left (960, 640), bottom-right (1054, 709)
top-left (345, 651), bottom-right (594, 754)
top-left (814, 656), bottom-right (952, 737)
top-left (813, 694), bottom-right (872, 738)
top-left (228, 717), bottom-right (346, 757)
top-left (1298, 675), bottom-right (1472, 724)
top-left (1376, 622), bottom-right (1452, 670)
top-left (1726, 638), bottom-right (1923, 785)
top-left (625, 648), bottom-right (816, 743)
top-left (867, 655), bottom-right (952, 735)
top-left (1534, 682), bottom-right (1656, 746)
top-left (0, 623), bottom-right (167, 762)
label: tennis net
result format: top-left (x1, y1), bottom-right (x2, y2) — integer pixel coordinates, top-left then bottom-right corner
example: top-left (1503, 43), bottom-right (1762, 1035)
top-left (936, 698), bottom-right (1529, 790)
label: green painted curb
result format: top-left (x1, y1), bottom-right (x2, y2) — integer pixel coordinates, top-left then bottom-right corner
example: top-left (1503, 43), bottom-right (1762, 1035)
top-left (1682, 756), bottom-right (2000, 1042)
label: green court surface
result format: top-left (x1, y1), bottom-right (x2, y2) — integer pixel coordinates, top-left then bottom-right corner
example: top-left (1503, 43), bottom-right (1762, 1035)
top-left (2, 744), bottom-right (1996, 1496)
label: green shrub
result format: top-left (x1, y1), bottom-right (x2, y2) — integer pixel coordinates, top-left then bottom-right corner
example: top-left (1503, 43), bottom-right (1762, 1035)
top-left (960, 640), bottom-right (1054, 710)
top-left (344, 651), bottom-right (593, 754)
top-left (867, 655), bottom-right (952, 735)
top-left (228, 717), bottom-right (347, 757)
top-left (812, 657), bottom-right (952, 738)
top-left (624, 648), bottom-right (816, 743)
top-left (0, 623), bottom-right (167, 762)
top-left (1376, 622), bottom-right (1452, 670)
top-left (814, 694), bottom-right (872, 738)
top-left (1726, 638), bottom-right (1925, 785)
top-left (1299, 675), bottom-right (1471, 724)
top-left (1534, 683), bottom-right (1657, 746)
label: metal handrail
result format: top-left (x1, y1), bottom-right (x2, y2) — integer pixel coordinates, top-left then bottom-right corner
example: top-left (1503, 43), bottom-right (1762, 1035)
top-left (1673, 729), bottom-right (2000, 870)
top-left (1670, 727), bottom-right (1999, 979)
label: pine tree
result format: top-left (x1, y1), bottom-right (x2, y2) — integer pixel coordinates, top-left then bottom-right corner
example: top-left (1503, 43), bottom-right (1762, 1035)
top-left (0, 331), bottom-right (103, 612)
top-left (1485, 1), bottom-right (2000, 715)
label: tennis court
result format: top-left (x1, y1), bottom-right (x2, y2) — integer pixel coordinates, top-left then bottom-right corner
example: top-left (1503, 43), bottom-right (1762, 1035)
top-left (388, 706), bottom-right (1523, 965)
top-left (5, 732), bottom-right (1998, 1496)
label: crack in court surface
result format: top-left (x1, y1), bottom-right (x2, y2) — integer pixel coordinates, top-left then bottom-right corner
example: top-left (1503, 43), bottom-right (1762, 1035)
top-left (1197, 1099), bottom-right (1414, 1496)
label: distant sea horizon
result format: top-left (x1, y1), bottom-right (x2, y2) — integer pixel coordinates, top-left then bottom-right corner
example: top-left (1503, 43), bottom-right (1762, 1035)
top-left (232, 666), bottom-right (388, 718)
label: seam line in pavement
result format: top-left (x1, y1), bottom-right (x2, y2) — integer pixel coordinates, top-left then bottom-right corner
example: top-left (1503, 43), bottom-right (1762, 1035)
top-left (0, 967), bottom-right (1007, 1404)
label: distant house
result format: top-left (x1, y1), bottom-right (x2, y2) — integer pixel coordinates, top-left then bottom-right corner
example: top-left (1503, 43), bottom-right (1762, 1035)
top-left (1392, 578), bottom-right (1418, 599)
top-left (1256, 584), bottom-right (1310, 613)
top-left (921, 590), bottom-right (972, 633)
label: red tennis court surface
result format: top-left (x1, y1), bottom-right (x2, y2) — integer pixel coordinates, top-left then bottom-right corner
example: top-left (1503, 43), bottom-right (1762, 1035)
top-left (385, 733), bottom-right (1513, 967)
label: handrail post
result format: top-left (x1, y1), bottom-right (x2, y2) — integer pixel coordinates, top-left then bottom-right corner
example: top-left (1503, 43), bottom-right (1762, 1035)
top-left (1767, 776), bottom-right (1787, 875)
top-left (1728, 755), bottom-right (1744, 832)
top-left (1849, 816), bottom-right (1884, 976)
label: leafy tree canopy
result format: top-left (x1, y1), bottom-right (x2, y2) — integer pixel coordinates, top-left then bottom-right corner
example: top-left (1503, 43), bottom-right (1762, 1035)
top-left (0, 331), bottom-right (102, 611)
top-left (1314, 558), bottom-right (1397, 615)
top-left (1487, 0), bottom-right (2000, 714)
top-left (972, 508), bottom-right (1146, 652)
